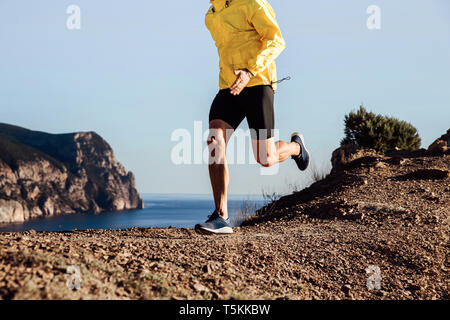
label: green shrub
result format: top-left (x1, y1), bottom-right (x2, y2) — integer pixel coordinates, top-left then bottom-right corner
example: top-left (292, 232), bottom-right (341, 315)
top-left (341, 106), bottom-right (421, 152)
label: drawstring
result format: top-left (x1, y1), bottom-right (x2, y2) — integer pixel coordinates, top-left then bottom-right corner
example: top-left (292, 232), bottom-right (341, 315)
top-left (272, 76), bottom-right (291, 85)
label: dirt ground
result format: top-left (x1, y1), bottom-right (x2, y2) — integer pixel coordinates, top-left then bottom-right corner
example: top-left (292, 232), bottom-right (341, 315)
top-left (0, 150), bottom-right (448, 300)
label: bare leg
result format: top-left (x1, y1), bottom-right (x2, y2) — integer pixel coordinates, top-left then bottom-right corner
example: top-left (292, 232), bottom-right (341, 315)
top-left (274, 140), bottom-right (301, 163)
top-left (208, 120), bottom-right (233, 220)
top-left (252, 137), bottom-right (300, 167)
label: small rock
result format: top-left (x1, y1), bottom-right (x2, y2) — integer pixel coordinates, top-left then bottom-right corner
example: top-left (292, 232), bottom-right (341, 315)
top-left (391, 157), bottom-right (406, 165)
top-left (393, 279), bottom-right (403, 288)
top-left (375, 162), bottom-right (387, 169)
top-left (341, 284), bottom-right (351, 295)
top-left (374, 290), bottom-right (386, 297)
top-left (202, 264), bottom-right (212, 274)
top-left (406, 283), bottom-right (421, 292)
top-left (193, 282), bottom-right (209, 293)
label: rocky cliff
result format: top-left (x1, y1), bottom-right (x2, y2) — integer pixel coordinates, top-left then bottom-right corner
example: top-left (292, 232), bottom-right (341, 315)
top-left (0, 123), bottom-right (143, 224)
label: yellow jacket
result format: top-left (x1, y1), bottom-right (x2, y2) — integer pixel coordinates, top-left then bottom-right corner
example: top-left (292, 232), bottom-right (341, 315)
top-left (205, 0), bottom-right (286, 91)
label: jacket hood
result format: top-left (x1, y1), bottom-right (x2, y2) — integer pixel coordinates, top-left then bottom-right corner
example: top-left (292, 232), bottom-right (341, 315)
top-left (210, 0), bottom-right (229, 12)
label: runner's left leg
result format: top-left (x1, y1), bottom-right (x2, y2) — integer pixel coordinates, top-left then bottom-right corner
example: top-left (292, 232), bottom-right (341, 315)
top-left (251, 138), bottom-right (300, 168)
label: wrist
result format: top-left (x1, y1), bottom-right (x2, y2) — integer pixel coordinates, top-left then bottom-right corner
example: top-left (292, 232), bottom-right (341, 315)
top-left (243, 69), bottom-right (254, 78)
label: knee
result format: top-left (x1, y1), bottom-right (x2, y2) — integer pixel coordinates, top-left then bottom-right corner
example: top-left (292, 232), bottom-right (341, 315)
top-left (256, 156), bottom-right (276, 168)
top-left (253, 139), bottom-right (278, 168)
top-left (207, 135), bottom-right (226, 150)
top-left (207, 135), bottom-right (226, 161)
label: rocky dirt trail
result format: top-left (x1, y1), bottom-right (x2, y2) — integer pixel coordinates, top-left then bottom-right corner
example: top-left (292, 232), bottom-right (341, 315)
top-left (0, 150), bottom-right (448, 300)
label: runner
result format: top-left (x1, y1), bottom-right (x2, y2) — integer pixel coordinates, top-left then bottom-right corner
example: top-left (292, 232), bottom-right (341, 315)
top-left (195, 0), bottom-right (310, 234)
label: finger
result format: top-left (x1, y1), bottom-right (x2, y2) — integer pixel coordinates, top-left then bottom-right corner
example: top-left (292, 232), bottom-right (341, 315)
top-left (235, 77), bottom-right (244, 86)
top-left (232, 78), bottom-right (245, 90)
top-left (233, 74), bottom-right (244, 84)
top-left (233, 85), bottom-right (243, 95)
top-left (232, 86), bottom-right (242, 95)
top-left (230, 80), bottom-right (239, 90)
top-left (231, 78), bottom-right (243, 91)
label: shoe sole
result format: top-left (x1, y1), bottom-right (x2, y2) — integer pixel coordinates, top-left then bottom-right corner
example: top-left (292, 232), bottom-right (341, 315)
top-left (291, 132), bottom-right (311, 171)
top-left (194, 225), bottom-right (234, 235)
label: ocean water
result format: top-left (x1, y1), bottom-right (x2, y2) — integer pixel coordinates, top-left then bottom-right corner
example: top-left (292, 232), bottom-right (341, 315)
top-left (0, 194), bottom-right (266, 233)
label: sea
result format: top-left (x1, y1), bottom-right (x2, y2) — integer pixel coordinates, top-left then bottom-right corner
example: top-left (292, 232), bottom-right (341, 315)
top-left (0, 194), bottom-right (267, 233)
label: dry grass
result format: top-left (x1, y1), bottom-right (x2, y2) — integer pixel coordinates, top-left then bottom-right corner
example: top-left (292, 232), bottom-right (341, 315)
top-left (309, 161), bottom-right (331, 184)
top-left (276, 161), bottom-right (332, 196)
top-left (231, 200), bottom-right (260, 227)
top-left (236, 161), bottom-right (331, 226)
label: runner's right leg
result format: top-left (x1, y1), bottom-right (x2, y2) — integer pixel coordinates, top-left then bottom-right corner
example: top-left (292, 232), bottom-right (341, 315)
top-left (207, 119), bottom-right (234, 220)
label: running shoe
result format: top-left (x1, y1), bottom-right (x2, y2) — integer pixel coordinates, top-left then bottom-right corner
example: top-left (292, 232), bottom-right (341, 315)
top-left (291, 132), bottom-right (310, 171)
top-left (195, 210), bottom-right (233, 234)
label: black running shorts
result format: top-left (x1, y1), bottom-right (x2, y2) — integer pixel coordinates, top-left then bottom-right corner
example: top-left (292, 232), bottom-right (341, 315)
top-left (209, 85), bottom-right (275, 140)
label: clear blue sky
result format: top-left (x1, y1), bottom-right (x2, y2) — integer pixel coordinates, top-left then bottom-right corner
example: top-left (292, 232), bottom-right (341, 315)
top-left (1, 0), bottom-right (449, 195)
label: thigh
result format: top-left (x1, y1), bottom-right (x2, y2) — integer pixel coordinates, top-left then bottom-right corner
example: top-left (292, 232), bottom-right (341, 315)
top-left (242, 85), bottom-right (275, 141)
top-left (209, 90), bottom-right (246, 132)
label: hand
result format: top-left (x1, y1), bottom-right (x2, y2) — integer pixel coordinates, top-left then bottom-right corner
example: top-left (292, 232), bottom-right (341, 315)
top-left (230, 69), bottom-right (253, 96)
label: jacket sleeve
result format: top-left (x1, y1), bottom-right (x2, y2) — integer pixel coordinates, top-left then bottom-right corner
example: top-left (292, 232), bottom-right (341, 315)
top-left (246, 0), bottom-right (286, 76)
